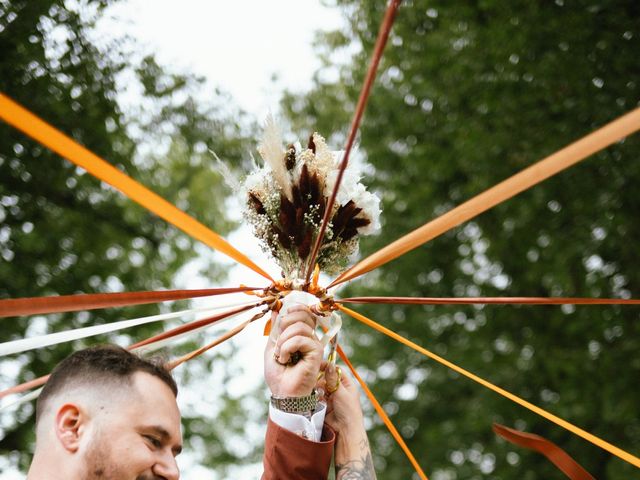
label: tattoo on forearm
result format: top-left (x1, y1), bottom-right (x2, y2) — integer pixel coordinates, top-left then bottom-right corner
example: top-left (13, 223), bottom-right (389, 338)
top-left (336, 439), bottom-right (376, 480)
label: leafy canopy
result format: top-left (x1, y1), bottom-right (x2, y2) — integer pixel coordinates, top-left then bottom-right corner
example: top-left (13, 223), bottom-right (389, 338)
top-left (284, 1), bottom-right (640, 478)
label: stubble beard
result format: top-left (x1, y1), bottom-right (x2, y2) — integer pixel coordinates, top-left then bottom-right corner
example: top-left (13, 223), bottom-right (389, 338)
top-left (82, 434), bottom-right (123, 480)
top-left (82, 435), bottom-right (161, 480)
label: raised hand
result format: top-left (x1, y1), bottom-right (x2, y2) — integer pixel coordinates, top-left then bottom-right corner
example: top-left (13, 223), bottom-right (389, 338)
top-left (321, 363), bottom-right (376, 480)
top-left (264, 305), bottom-right (323, 397)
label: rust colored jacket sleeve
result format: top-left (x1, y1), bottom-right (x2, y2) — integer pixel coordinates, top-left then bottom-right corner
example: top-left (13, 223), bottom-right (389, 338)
top-left (262, 418), bottom-right (335, 480)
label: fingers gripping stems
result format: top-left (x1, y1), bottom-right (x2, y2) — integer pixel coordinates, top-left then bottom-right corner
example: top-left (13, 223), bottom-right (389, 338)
top-left (270, 291), bottom-right (341, 366)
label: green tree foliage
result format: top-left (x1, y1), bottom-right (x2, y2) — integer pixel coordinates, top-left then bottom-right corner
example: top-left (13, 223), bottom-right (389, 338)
top-left (284, 1), bottom-right (640, 478)
top-left (0, 1), bottom-right (262, 475)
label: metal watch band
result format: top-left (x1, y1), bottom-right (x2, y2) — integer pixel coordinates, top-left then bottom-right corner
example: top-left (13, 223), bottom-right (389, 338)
top-left (270, 389), bottom-right (318, 414)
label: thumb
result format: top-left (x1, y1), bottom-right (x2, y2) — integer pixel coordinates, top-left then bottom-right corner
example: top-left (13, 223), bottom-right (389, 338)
top-left (323, 363), bottom-right (341, 394)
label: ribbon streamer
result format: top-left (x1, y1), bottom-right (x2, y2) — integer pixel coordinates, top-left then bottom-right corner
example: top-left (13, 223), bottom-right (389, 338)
top-left (168, 308), bottom-right (269, 369)
top-left (0, 308), bottom-right (265, 409)
top-left (0, 303), bottom-right (261, 399)
top-left (0, 387), bottom-right (43, 412)
top-left (131, 307), bottom-right (255, 355)
top-left (337, 305), bottom-right (640, 469)
top-left (0, 93), bottom-right (273, 282)
top-left (0, 299), bottom-right (259, 357)
top-left (0, 286), bottom-right (260, 318)
top-left (133, 321), bottom-right (225, 355)
top-left (0, 375), bottom-right (49, 400)
top-left (338, 296), bottom-right (640, 306)
top-left (304, 0), bottom-right (403, 282)
top-left (330, 107), bottom-right (640, 287)
top-left (317, 312), bottom-right (342, 347)
top-left (493, 423), bottom-right (594, 480)
top-left (128, 302), bottom-right (260, 349)
top-left (337, 345), bottom-right (428, 480)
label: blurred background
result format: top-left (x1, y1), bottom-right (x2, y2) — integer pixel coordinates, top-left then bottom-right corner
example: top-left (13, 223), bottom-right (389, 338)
top-left (1, 1), bottom-right (639, 478)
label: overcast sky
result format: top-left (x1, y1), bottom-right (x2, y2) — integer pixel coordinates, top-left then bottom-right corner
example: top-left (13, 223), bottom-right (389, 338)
top-left (100, 0), bottom-right (344, 117)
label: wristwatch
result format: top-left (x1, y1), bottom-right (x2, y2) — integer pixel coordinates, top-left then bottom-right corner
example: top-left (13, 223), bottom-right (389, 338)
top-left (270, 389), bottom-right (319, 414)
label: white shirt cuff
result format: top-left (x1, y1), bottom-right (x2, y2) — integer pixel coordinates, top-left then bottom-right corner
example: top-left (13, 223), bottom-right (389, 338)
top-left (269, 401), bottom-right (327, 442)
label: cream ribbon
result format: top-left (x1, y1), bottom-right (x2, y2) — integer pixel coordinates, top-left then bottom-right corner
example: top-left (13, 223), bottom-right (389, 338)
top-left (0, 299), bottom-right (258, 357)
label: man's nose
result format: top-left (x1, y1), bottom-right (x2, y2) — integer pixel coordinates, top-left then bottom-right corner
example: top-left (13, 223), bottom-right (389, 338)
top-left (153, 453), bottom-right (180, 480)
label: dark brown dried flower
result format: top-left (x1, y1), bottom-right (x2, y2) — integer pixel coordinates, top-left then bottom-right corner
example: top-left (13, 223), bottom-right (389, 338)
top-left (271, 163), bottom-right (329, 262)
top-left (285, 144), bottom-right (296, 170)
top-left (331, 200), bottom-right (371, 242)
top-left (248, 192), bottom-right (266, 215)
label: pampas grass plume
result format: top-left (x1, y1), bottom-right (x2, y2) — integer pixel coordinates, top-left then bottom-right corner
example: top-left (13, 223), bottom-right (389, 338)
top-left (258, 114), bottom-right (292, 200)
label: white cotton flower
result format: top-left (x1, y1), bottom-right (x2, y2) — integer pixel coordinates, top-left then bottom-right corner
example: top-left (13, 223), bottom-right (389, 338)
top-left (325, 165), bottom-right (363, 205)
top-left (325, 164), bottom-right (381, 235)
top-left (242, 167), bottom-right (268, 195)
top-left (354, 189), bottom-right (382, 235)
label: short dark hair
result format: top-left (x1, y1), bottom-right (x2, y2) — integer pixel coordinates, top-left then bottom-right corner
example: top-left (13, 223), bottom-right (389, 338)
top-left (36, 345), bottom-right (178, 424)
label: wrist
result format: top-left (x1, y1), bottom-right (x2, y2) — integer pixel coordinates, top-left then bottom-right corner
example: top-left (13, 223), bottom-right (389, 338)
top-left (270, 389), bottom-right (319, 414)
top-left (336, 412), bottom-right (365, 433)
top-left (276, 386), bottom-right (315, 397)
top-left (272, 378), bottom-right (316, 397)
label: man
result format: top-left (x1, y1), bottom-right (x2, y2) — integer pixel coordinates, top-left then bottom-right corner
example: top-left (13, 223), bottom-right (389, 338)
top-left (27, 306), bottom-right (374, 479)
top-left (27, 345), bottom-right (182, 479)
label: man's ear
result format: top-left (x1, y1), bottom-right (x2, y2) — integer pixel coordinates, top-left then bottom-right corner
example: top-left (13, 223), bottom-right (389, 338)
top-left (55, 403), bottom-right (84, 453)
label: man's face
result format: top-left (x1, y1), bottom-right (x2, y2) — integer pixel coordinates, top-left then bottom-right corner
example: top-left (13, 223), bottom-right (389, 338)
top-left (81, 372), bottom-right (183, 480)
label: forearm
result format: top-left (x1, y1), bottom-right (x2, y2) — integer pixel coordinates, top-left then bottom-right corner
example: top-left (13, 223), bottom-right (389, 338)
top-left (334, 426), bottom-right (376, 480)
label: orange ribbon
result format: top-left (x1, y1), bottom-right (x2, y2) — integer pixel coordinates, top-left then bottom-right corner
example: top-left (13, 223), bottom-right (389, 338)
top-left (263, 318), bottom-right (273, 336)
top-left (168, 308), bottom-right (268, 370)
top-left (337, 345), bottom-right (428, 480)
top-left (337, 305), bottom-right (640, 469)
top-left (0, 93), bottom-right (273, 282)
top-left (129, 302), bottom-right (259, 349)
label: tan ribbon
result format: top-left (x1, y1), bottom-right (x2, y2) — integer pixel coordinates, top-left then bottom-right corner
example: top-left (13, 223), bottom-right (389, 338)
top-left (493, 423), bottom-right (594, 480)
top-left (331, 107), bottom-right (640, 287)
top-left (304, 0), bottom-right (403, 281)
top-left (337, 345), bottom-right (428, 480)
top-left (168, 308), bottom-right (269, 369)
top-left (338, 296), bottom-right (640, 305)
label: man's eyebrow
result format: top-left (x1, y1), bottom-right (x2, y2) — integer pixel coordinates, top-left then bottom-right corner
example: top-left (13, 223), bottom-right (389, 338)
top-left (147, 425), bottom-right (183, 455)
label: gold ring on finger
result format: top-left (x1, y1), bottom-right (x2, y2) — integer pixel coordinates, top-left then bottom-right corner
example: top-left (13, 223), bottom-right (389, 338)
top-left (326, 366), bottom-right (342, 395)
